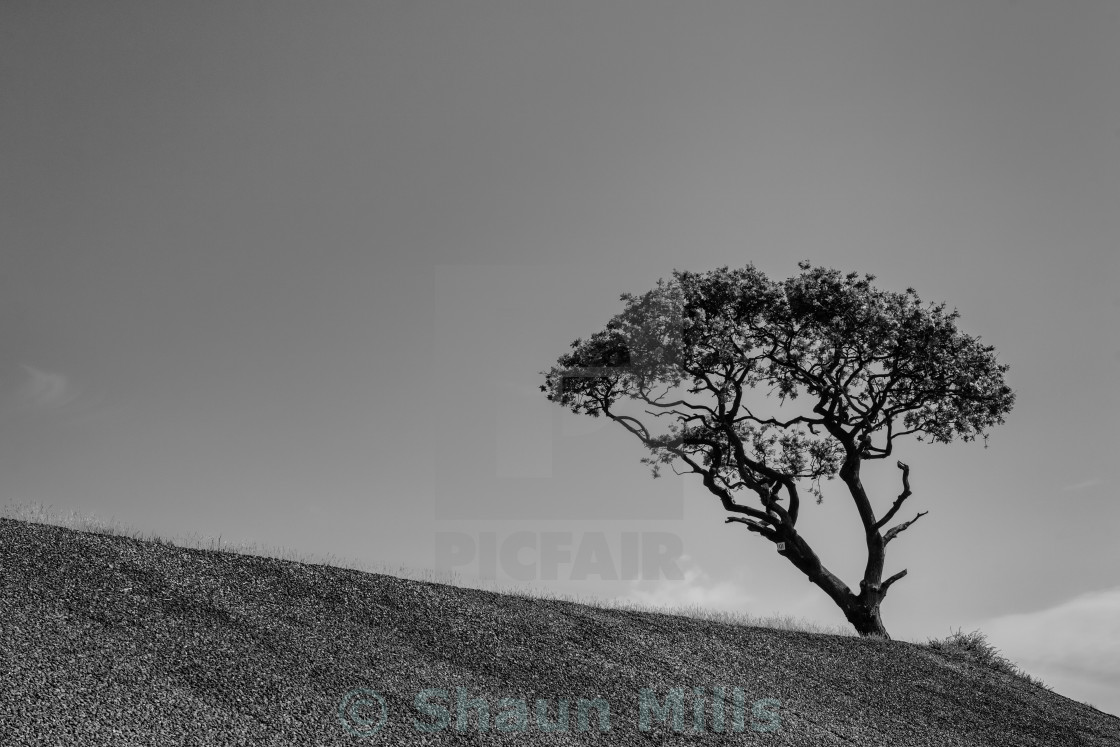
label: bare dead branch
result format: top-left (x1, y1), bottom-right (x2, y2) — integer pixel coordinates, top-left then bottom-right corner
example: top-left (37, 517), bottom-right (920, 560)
top-left (874, 461), bottom-right (912, 530)
top-left (881, 568), bottom-right (908, 594)
top-left (883, 510), bottom-right (928, 544)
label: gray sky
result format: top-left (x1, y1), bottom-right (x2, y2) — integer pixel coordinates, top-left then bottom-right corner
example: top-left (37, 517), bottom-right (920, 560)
top-left (2, 0), bottom-right (1118, 715)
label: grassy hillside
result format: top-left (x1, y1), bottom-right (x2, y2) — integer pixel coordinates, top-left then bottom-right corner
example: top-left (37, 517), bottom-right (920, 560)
top-left (1, 517), bottom-right (1116, 746)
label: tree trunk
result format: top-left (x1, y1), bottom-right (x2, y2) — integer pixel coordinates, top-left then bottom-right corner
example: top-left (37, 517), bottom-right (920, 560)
top-left (777, 529), bottom-right (892, 639)
top-left (773, 531), bottom-right (890, 639)
top-left (841, 592), bottom-right (889, 638)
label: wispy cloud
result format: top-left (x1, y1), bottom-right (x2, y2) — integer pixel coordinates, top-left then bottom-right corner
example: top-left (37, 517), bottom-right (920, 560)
top-left (13, 364), bottom-right (77, 410)
top-left (1061, 478), bottom-right (1103, 492)
top-left (618, 554), bottom-right (754, 613)
top-left (979, 587), bottom-right (1120, 717)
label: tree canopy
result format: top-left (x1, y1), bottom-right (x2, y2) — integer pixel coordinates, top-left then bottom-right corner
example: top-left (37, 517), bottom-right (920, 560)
top-left (541, 262), bottom-right (1014, 637)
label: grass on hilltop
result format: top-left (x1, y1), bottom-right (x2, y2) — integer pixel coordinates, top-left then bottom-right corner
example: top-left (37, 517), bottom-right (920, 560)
top-left (0, 499), bottom-right (1042, 680)
top-left (0, 500), bottom-right (855, 636)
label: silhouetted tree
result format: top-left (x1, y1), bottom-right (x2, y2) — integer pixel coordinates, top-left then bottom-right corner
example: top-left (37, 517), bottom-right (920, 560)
top-left (541, 263), bottom-right (1014, 638)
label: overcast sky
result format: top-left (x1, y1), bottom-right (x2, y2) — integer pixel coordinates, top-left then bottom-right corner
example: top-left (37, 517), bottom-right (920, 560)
top-left (2, 0), bottom-right (1118, 717)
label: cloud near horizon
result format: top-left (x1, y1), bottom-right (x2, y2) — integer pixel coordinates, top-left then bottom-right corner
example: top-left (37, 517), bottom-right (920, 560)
top-left (618, 554), bottom-right (755, 614)
top-left (979, 587), bottom-right (1120, 717)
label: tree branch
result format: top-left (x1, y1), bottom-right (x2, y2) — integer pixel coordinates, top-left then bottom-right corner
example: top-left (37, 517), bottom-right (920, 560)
top-left (881, 568), bottom-right (907, 594)
top-left (734, 409), bottom-right (826, 429)
top-left (883, 510), bottom-right (928, 544)
top-left (861, 417), bottom-right (895, 459)
top-left (874, 461), bottom-right (912, 530)
top-left (724, 516), bottom-right (780, 541)
top-left (711, 423), bottom-right (800, 527)
top-left (669, 437), bottom-right (782, 528)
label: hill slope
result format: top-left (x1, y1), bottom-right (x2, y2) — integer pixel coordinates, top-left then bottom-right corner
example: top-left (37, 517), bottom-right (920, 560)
top-left (1, 517), bottom-right (1116, 746)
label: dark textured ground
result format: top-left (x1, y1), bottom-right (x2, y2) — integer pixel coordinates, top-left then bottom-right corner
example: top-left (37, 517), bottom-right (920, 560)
top-left (2, 517), bottom-right (1117, 746)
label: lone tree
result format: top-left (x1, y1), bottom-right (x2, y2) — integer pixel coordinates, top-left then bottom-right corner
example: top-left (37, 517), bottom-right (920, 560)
top-left (541, 263), bottom-right (1014, 638)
